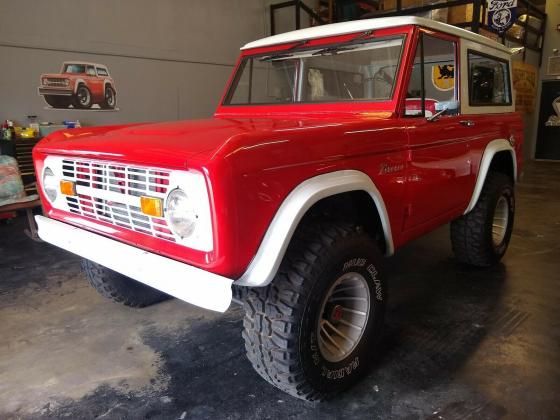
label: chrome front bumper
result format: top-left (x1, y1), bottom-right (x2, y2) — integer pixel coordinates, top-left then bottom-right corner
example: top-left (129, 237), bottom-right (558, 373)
top-left (38, 87), bottom-right (73, 96)
top-left (35, 216), bottom-right (233, 312)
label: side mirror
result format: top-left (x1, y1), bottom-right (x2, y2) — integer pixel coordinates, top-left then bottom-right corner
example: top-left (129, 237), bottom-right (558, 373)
top-left (437, 100), bottom-right (459, 114)
top-left (426, 107), bottom-right (447, 122)
top-left (427, 100), bottom-right (459, 122)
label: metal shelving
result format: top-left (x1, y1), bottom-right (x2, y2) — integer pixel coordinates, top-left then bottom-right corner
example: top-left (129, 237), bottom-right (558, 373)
top-left (269, 0), bottom-right (547, 64)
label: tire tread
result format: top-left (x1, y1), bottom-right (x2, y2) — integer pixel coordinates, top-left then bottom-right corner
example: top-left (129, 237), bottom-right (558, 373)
top-left (451, 171), bottom-right (513, 267)
top-left (242, 221), bottom-right (359, 401)
top-left (82, 259), bottom-right (168, 308)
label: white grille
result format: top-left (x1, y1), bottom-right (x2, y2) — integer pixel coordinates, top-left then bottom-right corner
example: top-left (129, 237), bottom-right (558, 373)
top-left (61, 158), bottom-right (176, 242)
top-left (44, 78), bottom-right (68, 87)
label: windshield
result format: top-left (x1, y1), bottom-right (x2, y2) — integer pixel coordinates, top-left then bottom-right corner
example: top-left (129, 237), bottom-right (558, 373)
top-left (63, 64), bottom-right (86, 74)
top-left (224, 35), bottom-right (405, 105)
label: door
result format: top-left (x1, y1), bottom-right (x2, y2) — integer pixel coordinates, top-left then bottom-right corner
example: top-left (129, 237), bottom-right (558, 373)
top-left (402, 32), bottom-right (475, 230)
top-left (86, 65), bottom-right (103, 100)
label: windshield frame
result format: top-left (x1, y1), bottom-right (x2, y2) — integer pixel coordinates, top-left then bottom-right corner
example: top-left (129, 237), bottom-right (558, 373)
top-left (217, 26), bottom-right (414, 115)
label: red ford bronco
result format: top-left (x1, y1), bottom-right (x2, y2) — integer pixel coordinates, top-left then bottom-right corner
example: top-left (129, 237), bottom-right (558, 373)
top-left (38, 61), bottom-right (117, 109)
top-left (33, 17), bottom-right (522, 400)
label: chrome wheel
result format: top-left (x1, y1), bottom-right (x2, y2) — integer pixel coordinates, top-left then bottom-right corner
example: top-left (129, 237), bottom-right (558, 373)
top-left (105, 88), bottom-right (115, 107)
top-left (317, 272), bottom-right (370, 363)
top-left (492, 195), bottom-right (509, 247)
top-left (77, 86), bottom-right (91, 107)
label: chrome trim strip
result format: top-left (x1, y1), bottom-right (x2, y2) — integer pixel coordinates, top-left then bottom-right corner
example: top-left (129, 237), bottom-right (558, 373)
top-left (464, 139), bottom-right (517, 214)
top-left (235, 170), bottom-right (394, 287)
top-left (35, 215), bottom-right (232, 312)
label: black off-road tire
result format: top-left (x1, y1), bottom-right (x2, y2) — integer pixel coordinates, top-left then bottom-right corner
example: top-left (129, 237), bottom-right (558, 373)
top-left (43, 95), bottom-right (71, 108)
top-left (81, 259), bottom-right (170, 307)
top-left (232, 284), bottom-right (249, 305)
top-left (101, 86), bottom-right (116, 109)
top-left (451, 171), bottom-right (515, 267)
top-left (242, 221), bottom-right (386, 401)
top-left (73, 84), bottom-right (93, 109)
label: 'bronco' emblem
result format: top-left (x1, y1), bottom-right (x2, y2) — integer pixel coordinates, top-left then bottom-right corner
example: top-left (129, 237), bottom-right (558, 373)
top-left (379, 162), bottom-right (405, 175)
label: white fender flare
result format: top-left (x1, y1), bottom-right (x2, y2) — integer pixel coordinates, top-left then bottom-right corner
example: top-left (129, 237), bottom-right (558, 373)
top-left (73, 78), bottom-right (87, 94)
top-left (464, 139), bottom-right (517, 214)
top-left (235, 170), bottom-right (394, 287)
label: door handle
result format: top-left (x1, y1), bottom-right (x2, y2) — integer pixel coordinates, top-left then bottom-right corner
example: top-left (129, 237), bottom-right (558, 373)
top-left (459, 120), bottom-right (475, 127)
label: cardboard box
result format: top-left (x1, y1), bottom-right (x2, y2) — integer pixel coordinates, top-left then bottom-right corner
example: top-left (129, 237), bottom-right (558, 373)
top-left (448, 4), bottom-right (484, 25)
top-left (380, 0), bottom-right (422, 11)
top-left (379, 0), bottom-right (448, 23)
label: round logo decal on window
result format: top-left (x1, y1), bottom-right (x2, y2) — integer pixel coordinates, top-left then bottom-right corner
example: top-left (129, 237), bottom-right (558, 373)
top-left (432, 64), bottom-right (455, 91)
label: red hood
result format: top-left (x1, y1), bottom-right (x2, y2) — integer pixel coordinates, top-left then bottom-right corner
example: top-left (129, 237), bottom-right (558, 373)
top-left (34, 113), bottom-right (393, 169)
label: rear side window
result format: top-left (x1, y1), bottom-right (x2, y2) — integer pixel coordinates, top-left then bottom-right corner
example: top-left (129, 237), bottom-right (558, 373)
top-left (468, 51), bottom-right (511, 106)
top-left (97, 67), bottom-right (109, 76)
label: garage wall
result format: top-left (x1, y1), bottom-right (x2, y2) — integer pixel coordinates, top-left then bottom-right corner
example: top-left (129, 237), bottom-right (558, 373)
top-left (0, 0), bottom-right (269, 126)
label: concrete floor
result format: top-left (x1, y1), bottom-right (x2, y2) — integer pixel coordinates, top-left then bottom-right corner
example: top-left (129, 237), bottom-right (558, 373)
top-left (1, 161), bottom-right (559, 419)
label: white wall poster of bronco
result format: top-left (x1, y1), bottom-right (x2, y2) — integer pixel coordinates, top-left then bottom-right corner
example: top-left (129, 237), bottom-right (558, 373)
top-left (38, 62), bottom-right (118, 111)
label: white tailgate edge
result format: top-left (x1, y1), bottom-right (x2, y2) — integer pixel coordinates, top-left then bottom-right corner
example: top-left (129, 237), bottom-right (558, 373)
top-left (35, 215), bottom-right (233, 312)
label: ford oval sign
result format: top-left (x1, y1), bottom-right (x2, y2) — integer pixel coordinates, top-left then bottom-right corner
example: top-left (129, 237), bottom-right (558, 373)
top-left (488, 0), bottom-right (517, 32)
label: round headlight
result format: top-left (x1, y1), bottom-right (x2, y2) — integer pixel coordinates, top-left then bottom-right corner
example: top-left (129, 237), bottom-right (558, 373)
top-left (166, 188), bottom-right (197, 238)
top-left (43, 167), bottom-right (58, 203)
top-left (63, 79), bottom-right (70, 86)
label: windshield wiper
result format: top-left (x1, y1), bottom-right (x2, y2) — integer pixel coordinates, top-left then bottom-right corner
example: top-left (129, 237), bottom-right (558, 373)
top-left (259, 39), bottom-right (309, 62)
top-left (311, 30), bottom-right (374, 56)
top-left (311, 45), bottom-right (358, 56)
top-left (260, 30), bottom-right (374, 60)
top-left (259, 53), bottom-right (294, 61)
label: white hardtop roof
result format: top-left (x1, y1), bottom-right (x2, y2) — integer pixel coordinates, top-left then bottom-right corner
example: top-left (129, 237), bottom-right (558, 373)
top-left (241, 16), bottom-right (511, 54)
top-left (63, 61), bottom-right (108, 68)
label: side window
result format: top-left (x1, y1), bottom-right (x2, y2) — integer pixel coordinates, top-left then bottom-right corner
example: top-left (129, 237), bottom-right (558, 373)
top-left (97, 67), bottom-right (109, 76)
top-left (86, 66), bottom-right (96, 76)
top-left (404, 34), bottom-right (458, 117)
top-left (468, 52), bottom-right (511, 106)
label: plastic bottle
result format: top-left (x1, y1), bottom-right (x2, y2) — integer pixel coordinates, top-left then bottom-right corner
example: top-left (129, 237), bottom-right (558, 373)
top-left (7, 121), bottom-right (16, 140)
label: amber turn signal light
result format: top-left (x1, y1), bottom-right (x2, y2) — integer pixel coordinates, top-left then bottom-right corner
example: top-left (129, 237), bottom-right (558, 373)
top-left (140, 196), bottom-right (163, 217)
top-left (59, 180), bottom-right (76, 196)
